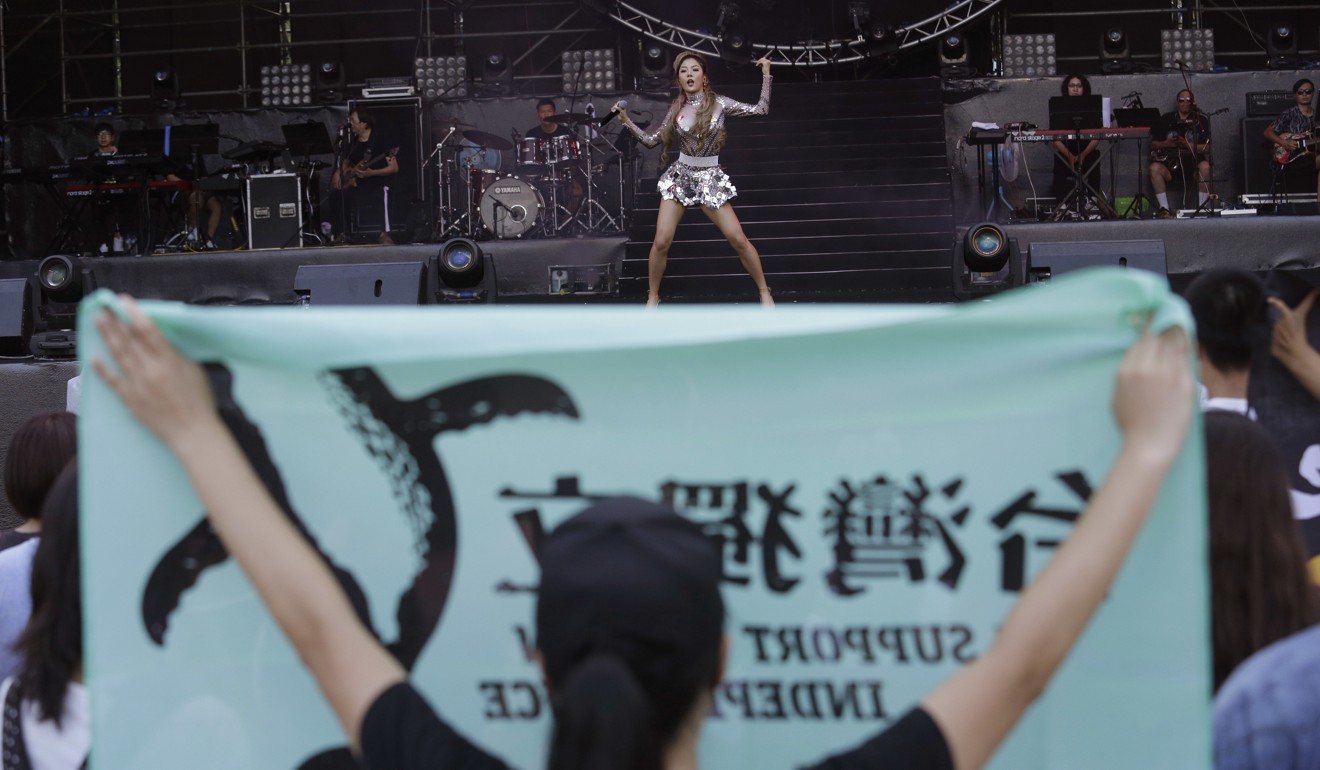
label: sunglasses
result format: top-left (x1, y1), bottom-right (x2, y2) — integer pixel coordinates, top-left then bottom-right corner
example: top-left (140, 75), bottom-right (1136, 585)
top-left (1177, 97), bottom-right (1193, 102)
top-left (1298, 88), bottom-right (1315, 95)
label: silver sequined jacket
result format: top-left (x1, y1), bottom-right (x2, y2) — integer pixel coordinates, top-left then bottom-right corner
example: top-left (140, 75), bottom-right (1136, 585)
top-left (621, 74), bottom-right (772, 157)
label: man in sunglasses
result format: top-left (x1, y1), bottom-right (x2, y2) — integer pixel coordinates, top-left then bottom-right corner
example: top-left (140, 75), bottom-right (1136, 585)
top-left (1264, 78), bottom-right (1320, 202)
top-left (1149, 89), bottom-right (1212, 218)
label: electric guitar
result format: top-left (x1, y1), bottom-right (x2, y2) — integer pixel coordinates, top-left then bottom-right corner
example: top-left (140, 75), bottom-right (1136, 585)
top-left (1273, 132), bottom-right (1313, 167)
top-left (338, 146), bottom-right (399, 189)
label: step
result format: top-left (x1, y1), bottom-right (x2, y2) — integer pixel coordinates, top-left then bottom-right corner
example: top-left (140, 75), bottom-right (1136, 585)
top-left (627, 215), bottom-right (954, 241)
top-left (619, 249), bottom-right (953, 278)
top-left (618, 266), bottom-right (955, 302)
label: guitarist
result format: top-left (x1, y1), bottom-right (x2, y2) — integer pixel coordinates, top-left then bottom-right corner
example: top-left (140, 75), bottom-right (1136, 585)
top-left (329, 107), bottom-right (400, 244)
top-left (1264, 78), bottom-right (1319, 203)
top-left (1148, 89), bottom-right (1211, 218)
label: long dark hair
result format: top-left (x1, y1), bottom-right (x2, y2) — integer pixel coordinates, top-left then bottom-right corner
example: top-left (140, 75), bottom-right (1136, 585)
top-left (3, 411), bottom-right (77, 520)
top-left (14, 460), bottom-right (82, 726)
top-left (658, 51), bottom-right (721, 168)
top-left (1207, 411), bottom-right (1320, 691)
top-left (1060, 73), bottom-right (1092, 96)
top-left (537, 498), bottom-right (724, 770)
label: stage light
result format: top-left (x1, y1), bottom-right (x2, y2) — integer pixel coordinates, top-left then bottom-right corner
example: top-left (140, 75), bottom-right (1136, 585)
top-left (1267, 25), bottom-right (1298, 69)
top-left (939, 33), bottom-right (972, 78)
top-left (1161, 28), bottom-right (1214, 72)
top-left (316, 62), bottom-right (346, 102)
top-left (260, 63), bottom-right (312, 108)
top-left (481, 52), bottom-right (513, 96)
top-left (716, 1), bottom-right (751, 62)
top-left (415, 56), bottom-right (468, 99)
top-left (639, 43), bottom-right (669, 92)
top-left (953, 223), bottom-right (1022, 301)
top-left (562, 49), bottom-right (616, 94)
top-left (1002, 33), bottom-right (1056, 78)
top-left (150, 69), bottom-right (179, 109)
top-left (1100, 26), bottom-right (1132, 74)
top-left (30, 255), bottom-right (94, 358)
top-left (431, 238), bottom-right (495, 303)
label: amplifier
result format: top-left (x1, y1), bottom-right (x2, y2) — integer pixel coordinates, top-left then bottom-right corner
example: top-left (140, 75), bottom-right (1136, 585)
top-left (362, 86), bottom-right (416, 99)
top-left (1246, 90), bottom-right (1293, 117)
top-left (247, 173), bottom-right (302, 250)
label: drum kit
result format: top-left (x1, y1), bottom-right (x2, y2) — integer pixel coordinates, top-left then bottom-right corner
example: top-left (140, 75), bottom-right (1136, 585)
top-left (431, 112), bottom-right (624, 240)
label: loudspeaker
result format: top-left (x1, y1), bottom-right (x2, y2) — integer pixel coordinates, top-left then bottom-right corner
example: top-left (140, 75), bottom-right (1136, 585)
top-left (1242, 117), bottom-right (1279, 195)
top-left (247, 174), bottom-right (303, 250)
top-left (0, 278), bottom-right (31, 356)
top-left (1028, 239), bottom-right (1167, 281)
top-left (294, 262), bottom-right (425, 305)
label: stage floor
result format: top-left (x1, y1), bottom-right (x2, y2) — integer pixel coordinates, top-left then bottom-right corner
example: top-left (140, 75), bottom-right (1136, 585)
top-left (2, 213), bottom-right (1319, 305)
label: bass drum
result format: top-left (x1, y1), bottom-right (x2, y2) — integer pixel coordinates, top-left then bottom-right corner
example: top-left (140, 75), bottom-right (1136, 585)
top-left (480, 176), bottom-right (544, 239)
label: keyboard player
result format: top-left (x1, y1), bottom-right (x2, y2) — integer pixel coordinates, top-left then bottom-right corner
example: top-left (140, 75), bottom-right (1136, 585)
top-left (1051, 74), bottom-right (1102, 211)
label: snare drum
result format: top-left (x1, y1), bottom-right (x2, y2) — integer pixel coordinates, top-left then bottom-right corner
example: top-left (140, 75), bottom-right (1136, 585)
top-left (549, 135), bottom-right (580, 163)
top-left (516, 137), bottom-right (547, 166)
top-left (480, 175), bottom-right (544, 239)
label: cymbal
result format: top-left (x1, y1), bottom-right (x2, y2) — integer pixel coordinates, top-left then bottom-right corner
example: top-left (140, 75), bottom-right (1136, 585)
top-left (462, 129), bottom-right (513, 151)
top-left (545, 113), bottom-right (593, 124)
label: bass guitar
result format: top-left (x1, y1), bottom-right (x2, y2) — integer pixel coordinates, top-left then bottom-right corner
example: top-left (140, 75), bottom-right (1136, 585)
top-left (1273, 132), bottom-right (1313, 167)
top-left (338, 146), bottom-right (399, 189)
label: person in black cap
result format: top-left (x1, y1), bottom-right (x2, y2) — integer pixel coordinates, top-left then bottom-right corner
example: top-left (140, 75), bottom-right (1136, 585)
top-left (93, 297), bottom-right (1194, 770)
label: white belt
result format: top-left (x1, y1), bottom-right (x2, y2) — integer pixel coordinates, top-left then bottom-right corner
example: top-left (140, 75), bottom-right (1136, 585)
top-left (677, 153), bottom-right (719, 168)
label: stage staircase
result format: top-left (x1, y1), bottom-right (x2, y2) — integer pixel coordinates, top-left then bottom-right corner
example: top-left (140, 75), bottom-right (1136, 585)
top-left (619, 77), bottom-right (956, 303)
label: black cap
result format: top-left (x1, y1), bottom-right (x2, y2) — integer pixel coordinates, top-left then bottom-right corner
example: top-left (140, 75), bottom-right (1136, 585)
top-left (535, 497), bottom-right (724, 683)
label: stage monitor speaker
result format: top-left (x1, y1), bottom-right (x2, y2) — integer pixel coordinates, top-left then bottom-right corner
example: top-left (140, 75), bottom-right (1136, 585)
top-left (294, 262), bottom-right (425, 306)
top-left (1028, 239), bottom-right (1167, 281)
top-left (347, 97), bottom-right (423, 208)
top-left (0, 278), bottom-right (31, 356)
top-left (1242, 117), bottom-right (1279, 196)
top-left (247, 173), bottom-right (303, 250)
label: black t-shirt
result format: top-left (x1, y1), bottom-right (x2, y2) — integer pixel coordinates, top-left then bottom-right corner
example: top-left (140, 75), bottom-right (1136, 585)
top-left (525, 124), bottom-right (573, 140)
top-left (1151, 110), bottom-right (1210, 154)
top-left (359, 682), bottom-right (953, 770)
top-left (344, 132), bottom-right (398, 188)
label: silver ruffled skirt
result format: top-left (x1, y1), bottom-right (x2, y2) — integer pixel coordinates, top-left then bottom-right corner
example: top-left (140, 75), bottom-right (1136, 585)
top-left (657, 161), bottom-right (737, 209)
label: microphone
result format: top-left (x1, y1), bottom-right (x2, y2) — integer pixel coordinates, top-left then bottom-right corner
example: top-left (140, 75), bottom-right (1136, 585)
top-left (598, 99), bottom-right (629, 127)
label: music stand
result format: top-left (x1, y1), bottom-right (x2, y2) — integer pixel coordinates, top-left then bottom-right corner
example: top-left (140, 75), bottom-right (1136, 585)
top-left (281, 121), bottom-right (335, 159)
top-left (1112, 108), bottom-right (1161, 217)
top-left (281, 121), bottom-right (336, 244)
top-left (1047, 96), bottom-right (1113, 219)
top-left (115, 129), bottom-right (166, 156)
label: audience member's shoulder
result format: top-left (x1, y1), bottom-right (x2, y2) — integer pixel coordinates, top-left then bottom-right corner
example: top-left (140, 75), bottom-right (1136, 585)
top-left (0, 537), bottom-right (38, 569)
top-left (1214, 624), bottom-right (1320, 768)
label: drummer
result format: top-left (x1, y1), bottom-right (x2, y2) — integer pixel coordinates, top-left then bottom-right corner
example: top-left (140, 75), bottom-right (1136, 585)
top-left (526, 98), bottom-right (583, 221)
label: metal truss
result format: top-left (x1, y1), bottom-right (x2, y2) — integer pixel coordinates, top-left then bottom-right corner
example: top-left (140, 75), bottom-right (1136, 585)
top-left (609, 0), bottom-right (1003, 67)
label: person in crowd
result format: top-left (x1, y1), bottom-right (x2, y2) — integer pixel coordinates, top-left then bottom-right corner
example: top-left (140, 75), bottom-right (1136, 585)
top-left (0, 462), bottom-right (90, 770)
top-left (1, 411), bottom-right (77, 555)
top-left (0, 411), bottom-right (77, 680)
top-left (92, 294), bottom-right (1192, 770)
top-left (1205, 410), bottom-right (1320, 692)
top-left (1050, 73), bottom-right (1104, 216)
top-left (1267, 289), bottom-right (1320, 400)
top-left (1148, 88), bottom-right (1212, 218)
top-left (1263, 78), bottom-right (1320, 202)
top-left (1183, 269), bottom-right (1266, 414)
top-left (615, 52), bottom-right (774, 308)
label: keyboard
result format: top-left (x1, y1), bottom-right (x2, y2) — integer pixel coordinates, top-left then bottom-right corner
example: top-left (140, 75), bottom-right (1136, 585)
top-left (1009, 127), bottom-right (1152, 143)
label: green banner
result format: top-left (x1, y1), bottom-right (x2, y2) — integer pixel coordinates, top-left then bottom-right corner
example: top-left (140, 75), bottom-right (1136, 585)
top-left (78, 268), bottom-right (1208, 769)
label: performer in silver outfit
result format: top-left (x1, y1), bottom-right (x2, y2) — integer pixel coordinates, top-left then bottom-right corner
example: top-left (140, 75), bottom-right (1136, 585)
top-left (616, 51), bottom-right (774, 307)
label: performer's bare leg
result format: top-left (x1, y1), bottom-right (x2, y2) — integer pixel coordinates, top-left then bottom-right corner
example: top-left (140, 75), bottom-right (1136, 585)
top-left (703, 203), bottom-right (773, 306)
top-left (647, 199), bottom-right (685, 308)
